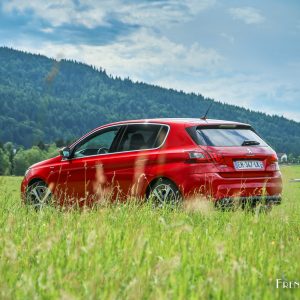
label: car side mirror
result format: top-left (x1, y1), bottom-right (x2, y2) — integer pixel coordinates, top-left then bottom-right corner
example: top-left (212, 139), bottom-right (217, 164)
top-left (59, 147), bottom-right (71, 159)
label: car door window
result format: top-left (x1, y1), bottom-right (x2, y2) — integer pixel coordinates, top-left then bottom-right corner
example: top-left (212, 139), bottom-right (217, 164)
top-left (117, 124), bottom-right (168, 152)
top-left (73, 126), bottom-right (120, 158)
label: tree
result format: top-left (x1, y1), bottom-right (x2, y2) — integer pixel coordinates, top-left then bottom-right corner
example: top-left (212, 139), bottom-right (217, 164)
top-left (47, 143), bottom-right (59, 158)
top-left (37, 141), bottom-right (46, 150)
top-left (13, 147), bottom-right (47, 176)
top-left (55, 139), bottom-right (65, 148)
top-left (13, 149), bottom-right (28, 176)
top-left (3, 142), bottom-right (15, 175)
top-left (288, 154), bottom-right (295, 164)
top-left (0, 148), bottom-right (11, 175)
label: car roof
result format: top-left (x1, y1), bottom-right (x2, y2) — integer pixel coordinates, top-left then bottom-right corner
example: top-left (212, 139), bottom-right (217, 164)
top-left (105, 118), bottom-right (250, 127)
top-left (70, 118), bottom-right (251, 148)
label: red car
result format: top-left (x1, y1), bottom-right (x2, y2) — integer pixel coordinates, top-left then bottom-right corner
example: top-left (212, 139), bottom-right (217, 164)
top-left (21, 118), bottom-right (282, 208)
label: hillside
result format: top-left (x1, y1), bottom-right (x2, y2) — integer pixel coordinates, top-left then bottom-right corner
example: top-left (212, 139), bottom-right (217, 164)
top-left (0, 47), bottom-right (300, 154)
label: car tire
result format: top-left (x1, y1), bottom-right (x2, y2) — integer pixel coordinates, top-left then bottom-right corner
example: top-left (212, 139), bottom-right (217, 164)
top-left (26, 180), bottom-right (52, 210)
top-left (147, 178), bottom-right (182, 207)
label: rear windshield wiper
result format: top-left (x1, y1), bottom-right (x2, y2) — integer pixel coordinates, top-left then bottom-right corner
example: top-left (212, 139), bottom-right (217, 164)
top-left (242, 140), bottom-right (260, 146)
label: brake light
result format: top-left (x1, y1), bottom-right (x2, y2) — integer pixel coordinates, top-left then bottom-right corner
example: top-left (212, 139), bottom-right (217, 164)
top-left (269, 153), bottom-right (278, 163)
top-left (186, 150), bottom-right (226, 164)
top-left (187, 151), bottom-right (211, 163)
top-left (266, 154), bottom-right (280, 171)
top-left (266, 162), bottom-right (280, 171)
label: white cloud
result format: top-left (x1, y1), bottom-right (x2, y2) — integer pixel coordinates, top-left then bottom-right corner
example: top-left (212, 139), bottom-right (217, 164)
top-left (40, 27), bottom-right (55, 34)
top-left (3, 0), bottom-right (215, 29)
top-left (283, 111), bottom-right (300, 122)
top-left (3, 0), bottom-right (110, 28)
top-left (220, 33), bottom-right (235, 44)
top-left (119, 0), bottom-right (215, 27)
top-left (8, 28), bottom-right (222, 81)
top-left (229, 7), bottom-right (265, 25)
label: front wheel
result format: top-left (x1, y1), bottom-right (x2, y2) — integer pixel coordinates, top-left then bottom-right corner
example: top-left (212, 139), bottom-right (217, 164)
top-left (147, 179), bottom-right (181, 207)
top-left (26, 181), bottom-right (52, 210)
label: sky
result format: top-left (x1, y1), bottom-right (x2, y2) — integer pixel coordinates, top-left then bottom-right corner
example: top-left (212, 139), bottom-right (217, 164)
top-left (0, 0), bottom-right (299, 121)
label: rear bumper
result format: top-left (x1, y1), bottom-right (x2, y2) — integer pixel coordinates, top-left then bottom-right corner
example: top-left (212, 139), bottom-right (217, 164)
top-left (180, 171), bottom-right (283, 201)
top-left (216, 195), bottom-right (282, 208)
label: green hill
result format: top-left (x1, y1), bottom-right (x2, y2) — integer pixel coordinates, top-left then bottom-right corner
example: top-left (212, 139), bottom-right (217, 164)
top-left (0, 47), bottom-right (299, 154)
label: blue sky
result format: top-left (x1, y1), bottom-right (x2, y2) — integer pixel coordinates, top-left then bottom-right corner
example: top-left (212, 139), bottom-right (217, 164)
top-left (1, 0), bottom-right (299, 121)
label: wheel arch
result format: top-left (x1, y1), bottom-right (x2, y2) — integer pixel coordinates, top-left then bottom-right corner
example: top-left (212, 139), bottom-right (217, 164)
top-left (27, 177), bottom-right (46, 188)
top-left (145, 176), bottom-right (179, 198)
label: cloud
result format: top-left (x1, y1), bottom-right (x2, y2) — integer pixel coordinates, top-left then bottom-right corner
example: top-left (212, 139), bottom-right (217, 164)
top-left (8, 28), bottom-right (223, 82)
top-left (119, 0), bottom-right (216, 28)
top-left (3, 0), bottom-right (215, 29)
top-left (229, 7), bottom-right (265, 25)
top-left (40, 27), bottom-right (54, 34)
top-left (3, 0), bottom-right (110, 28)
top-left (220, 33), bottom-right (235, 44)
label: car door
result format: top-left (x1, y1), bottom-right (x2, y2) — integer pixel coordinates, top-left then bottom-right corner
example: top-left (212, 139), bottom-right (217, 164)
top-left (55, 126), bottom-right (123, 205)
top-left (108, 124), bottom-right (169, 198)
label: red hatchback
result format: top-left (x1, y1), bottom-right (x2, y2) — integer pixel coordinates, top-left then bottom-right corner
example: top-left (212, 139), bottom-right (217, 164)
top-left (21, 118), bottom-right (282, 208)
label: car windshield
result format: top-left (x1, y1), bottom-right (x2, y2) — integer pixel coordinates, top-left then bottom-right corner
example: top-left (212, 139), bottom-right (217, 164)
top-left (196, 128), bottom-right (268, 147)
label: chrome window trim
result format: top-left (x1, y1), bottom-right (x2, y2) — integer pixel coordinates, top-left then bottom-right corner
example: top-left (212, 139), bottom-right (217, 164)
top-left (65, 122), bottom-right (171, 161)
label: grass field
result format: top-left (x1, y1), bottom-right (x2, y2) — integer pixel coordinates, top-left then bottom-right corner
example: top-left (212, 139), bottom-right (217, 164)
top-left (0, 166), bottom-right (299, 300)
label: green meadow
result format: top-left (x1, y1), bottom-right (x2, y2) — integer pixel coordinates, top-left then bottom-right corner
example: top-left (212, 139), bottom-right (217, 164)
top-left (0, 166), bottom-right (299, 300)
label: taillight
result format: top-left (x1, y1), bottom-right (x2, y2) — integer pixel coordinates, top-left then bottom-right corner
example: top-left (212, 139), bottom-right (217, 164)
top-left (269, 153), bottom-right (278, 163)
top-left (187, 151), bottom-right (212, 163)
top-left (266, 162), bottom-right (280, 171)
top-left (266, 153), bottom-right (280, 171)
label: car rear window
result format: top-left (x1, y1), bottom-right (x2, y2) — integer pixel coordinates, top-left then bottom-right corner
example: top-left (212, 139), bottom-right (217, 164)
top-left (194, 127), bottom-right (268, 147)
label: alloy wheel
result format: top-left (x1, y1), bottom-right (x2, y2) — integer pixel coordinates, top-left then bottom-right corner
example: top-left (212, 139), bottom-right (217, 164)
top-left (150, 183), bottom-right (179, 206)
top-left (27, 182), bottom-right (52, 209)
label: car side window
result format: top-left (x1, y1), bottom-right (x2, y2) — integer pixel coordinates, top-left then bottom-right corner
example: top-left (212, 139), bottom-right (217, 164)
top-left (73, 126), bottom-right (120, 158)
top-left (117, 124), bottom-right (168, 152)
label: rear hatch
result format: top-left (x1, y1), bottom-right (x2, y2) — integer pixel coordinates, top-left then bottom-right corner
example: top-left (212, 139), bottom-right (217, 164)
top-left (186, 124), bottom-right (279, 177)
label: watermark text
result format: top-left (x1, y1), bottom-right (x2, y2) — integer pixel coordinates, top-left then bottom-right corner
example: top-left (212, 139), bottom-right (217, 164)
top-left (276, 279), bottom-right (300, 289)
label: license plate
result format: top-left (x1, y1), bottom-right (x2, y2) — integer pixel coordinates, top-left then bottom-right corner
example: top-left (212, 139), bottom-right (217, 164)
top-left (234, 160), bottom-right (264, 170)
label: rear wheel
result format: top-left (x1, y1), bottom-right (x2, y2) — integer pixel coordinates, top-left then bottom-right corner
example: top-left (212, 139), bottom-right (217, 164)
top-left (26, 181), bottom-right (52, 209)
top-left (147, 178), bottom-right (181, 207)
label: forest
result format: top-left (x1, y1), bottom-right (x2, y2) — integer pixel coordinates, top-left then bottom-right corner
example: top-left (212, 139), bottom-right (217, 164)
top-left (1, 47), bottom-right (300, 161)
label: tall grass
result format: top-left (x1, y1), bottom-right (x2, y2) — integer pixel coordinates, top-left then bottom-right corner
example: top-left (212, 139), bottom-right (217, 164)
top-left (0, 166), bottom-right (300, 299)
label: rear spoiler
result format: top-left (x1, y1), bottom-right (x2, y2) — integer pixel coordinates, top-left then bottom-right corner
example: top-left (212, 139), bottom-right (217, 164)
top-left (194, 124), bottom-right (252, 129)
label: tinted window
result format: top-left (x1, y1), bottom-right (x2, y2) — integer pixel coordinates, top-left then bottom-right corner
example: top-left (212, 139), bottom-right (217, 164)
top-left (73, 126), bottom-right (120, 158)
top-left (117, 124), bottom-right (168, 152)
top-left (195, 128), bottom-right (268, 147)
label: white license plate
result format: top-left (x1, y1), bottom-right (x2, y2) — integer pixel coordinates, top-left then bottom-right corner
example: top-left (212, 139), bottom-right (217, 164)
top-left (234, 160), bottom-right (264, 170)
